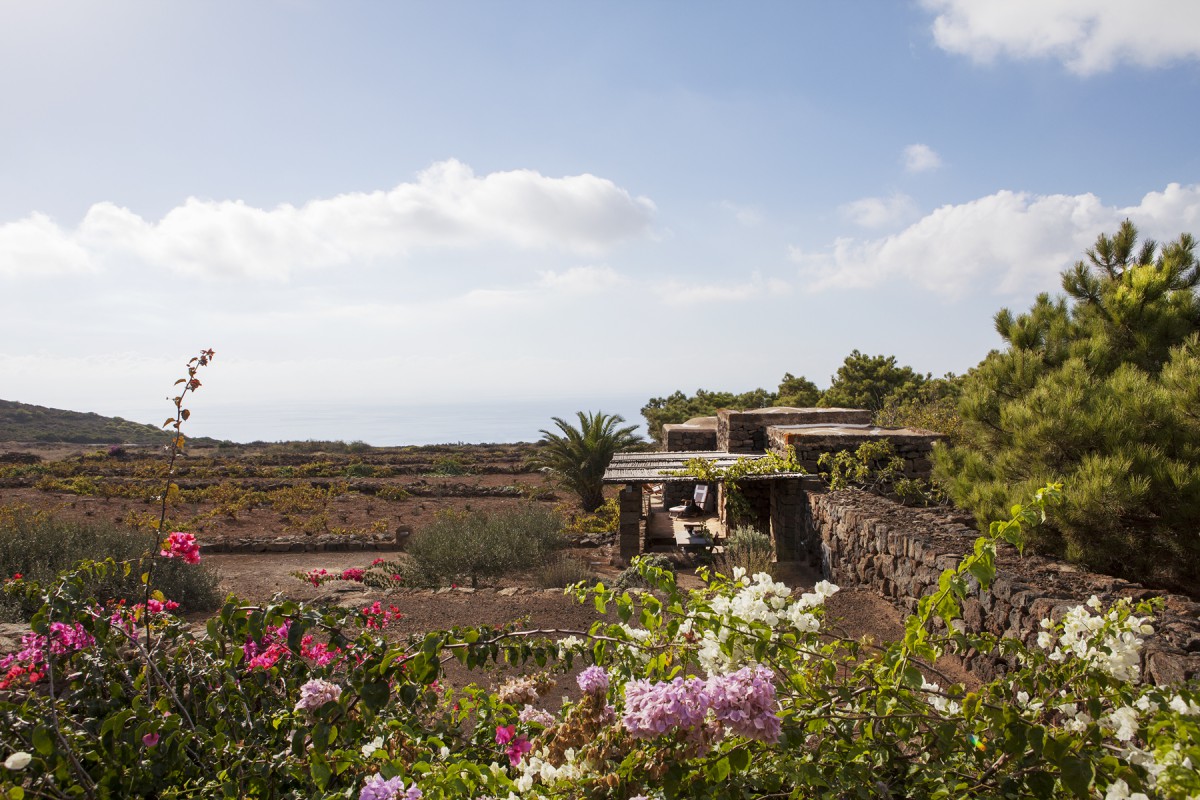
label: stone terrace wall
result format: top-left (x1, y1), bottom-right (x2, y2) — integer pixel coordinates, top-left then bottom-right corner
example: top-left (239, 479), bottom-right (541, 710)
top-left (799, 487), bottom-right (1200, 685)
top-left (718, 408), bottom-right (873, 453)
top-left (769, 426), bottom-right (940, 477)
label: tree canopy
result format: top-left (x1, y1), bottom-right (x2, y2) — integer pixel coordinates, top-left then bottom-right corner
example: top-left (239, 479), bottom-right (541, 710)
top-left (935, 221), bottom-right (1200, 593)
top-left (818, 350), bottom-right (928, 412)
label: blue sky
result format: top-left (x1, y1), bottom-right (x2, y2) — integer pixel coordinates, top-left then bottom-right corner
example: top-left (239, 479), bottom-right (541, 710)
top-left (3, 1), bottom-right (1200, 439)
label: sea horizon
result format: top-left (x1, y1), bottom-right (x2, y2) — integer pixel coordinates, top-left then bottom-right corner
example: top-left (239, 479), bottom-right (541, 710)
top-left (117, 396), bottom-right (652, 447)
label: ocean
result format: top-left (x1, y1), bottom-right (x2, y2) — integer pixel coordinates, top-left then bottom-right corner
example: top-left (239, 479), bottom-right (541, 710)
top-left (124, 396), bottom-right (652, 446)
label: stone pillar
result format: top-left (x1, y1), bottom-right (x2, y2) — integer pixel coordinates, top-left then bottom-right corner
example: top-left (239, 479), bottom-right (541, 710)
top-left (618, 484), bottom-right (643, 565)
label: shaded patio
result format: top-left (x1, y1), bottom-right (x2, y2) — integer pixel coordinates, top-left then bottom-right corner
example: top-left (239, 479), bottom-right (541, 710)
top-left (602, 450), bottom-right (810, 564)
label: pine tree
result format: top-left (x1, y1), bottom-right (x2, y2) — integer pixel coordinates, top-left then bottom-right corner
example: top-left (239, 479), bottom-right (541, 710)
top-left (935, 221), bottom-right (1200, 592)
top-left (819, 350), bottom-right (928, 412)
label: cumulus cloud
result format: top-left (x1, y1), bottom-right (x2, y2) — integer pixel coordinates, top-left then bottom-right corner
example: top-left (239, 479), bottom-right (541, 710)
top-left (903, 144), bottom-right (942, 174)
top-left (841, 193), bottom-right (919, 229)
top-left (792, 182), bottom-right (1200, 297)
top-left (0, 160), bottom-right (656, 280)
top-left (0, 213), bottom-right (96, 277)
top-left (922, 0), bottom-right (1200, 75)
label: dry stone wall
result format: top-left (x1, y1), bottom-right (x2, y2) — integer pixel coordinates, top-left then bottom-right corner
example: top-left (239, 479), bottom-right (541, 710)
top-left (662, 422), bottom-right (718, 453)
top-left (718, 408), bottom-right (873, 453)
top-left (799, 487), bottom-right (1200, 685)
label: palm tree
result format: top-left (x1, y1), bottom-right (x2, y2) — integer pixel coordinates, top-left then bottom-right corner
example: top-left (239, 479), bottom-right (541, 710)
top-left (528, 411), bottom-right (642, 512)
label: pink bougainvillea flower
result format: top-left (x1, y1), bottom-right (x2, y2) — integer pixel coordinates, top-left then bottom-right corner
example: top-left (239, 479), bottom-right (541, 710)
top-left (494, 724), bottom-right (516, 745)
top-left (341, 568), bottom-right (365, 582)
top-left (160, 532), bottom-right (201, 564)
top-left (506, 735), bottom-right (532, 766)
top-left (142, 732), bottom-right (159, 747)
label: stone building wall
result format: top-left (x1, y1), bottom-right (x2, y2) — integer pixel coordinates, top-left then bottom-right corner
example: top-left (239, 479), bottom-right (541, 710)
top-left (798, 487), bottom-right (1200, 685)
top-left (663, 481), bottom-right (717, 511)
top-left (768, 426), bottom-right (939, 478)
top-left (717, 480), bottom-right (773, 534)
top-left (768, 477), bottom-right (807, 561)
top-left (662, 424), bottom-right (718, 453)
top-left (663, 481), bottom-right (696, 509)
top-left (718, 408), bottom-right (873, 453)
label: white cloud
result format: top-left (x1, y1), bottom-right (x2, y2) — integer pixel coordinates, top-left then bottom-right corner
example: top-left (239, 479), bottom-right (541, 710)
top-left (719, 201), bottom-right (763, 227)
top-left (0, 213), bottom-right (96, 277)
top-left (537, 265), bottom-right (627, 294)
top-left (903, 144), bottom-right (942, 174)
top-left (922, 0), bottom-right (1200, 75)
top-left (841, 193), bottom-right (919, 229)
top-left (654, 272), bottom-right (791, 306)
top-left (791, 182), bottom-right (1200, 297)
top-left (1, 160), bottom-right (656, 280)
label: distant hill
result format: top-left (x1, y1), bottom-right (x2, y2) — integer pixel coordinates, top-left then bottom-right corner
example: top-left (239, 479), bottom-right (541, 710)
top-left (0, 399), bottom-right (187, 445)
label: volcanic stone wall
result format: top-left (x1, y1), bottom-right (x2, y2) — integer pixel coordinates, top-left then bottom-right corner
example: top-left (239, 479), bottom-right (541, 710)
top-left (718, 408), bottom-right (873, 453)
top-left (799, 487), bottom-right (1200, 685)
top-left (662, 421), bottom-right (718, 453)
top-left (768, 426), bottom-right (939, 477)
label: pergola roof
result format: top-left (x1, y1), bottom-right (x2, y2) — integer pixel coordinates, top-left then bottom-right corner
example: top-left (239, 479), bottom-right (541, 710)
top-left (602, 451), bottom-right (806, 484)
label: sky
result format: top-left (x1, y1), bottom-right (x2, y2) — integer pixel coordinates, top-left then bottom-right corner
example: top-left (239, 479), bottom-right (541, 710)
top-left (3, 1), bottom-right (1200, 441)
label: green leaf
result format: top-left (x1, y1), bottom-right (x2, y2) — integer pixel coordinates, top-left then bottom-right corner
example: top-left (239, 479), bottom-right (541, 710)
top-left (360, 680), bottom-right (389, 712)
top-left (310, 759), bottom-right (332, 790)
top-left (707, 757), bottom-right (731, 782)
top-left (1059, 757), bottom-right (1094, 798)
top-left (1025, 771), bottom-right (1056, 798)
top-left (728, 748), bottom-right (750, 771)
top-left (32, 727), bottom-right (53, 756)
top-left (616, 593), bottom-right (633, 623)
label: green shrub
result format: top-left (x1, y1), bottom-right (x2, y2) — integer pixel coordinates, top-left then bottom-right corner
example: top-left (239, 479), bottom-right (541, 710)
top-left (715, 525), bottom-right (775, 578)
top-left (560, 497), bottom-right (619, 534)
top-left (343, 462), bottom-right (377, 478)
top-left (0, 505), bottom-right (220, 622)
top-left (613, 553), bottom-right (676, 592)
top-left (405, 503), bottom-right (563, 588)
top-left (819, 440), bottom-right (944, 506)
top-left (376, 485), bottom-right (411, 502)
top-left (534, 554), bottom-right (597, 589)
top-left (429, 455), bottom-right (470, 476)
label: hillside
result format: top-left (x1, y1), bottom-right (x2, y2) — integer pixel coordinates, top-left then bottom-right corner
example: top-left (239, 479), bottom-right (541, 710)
top-left (0, 399), bottom-right (179, 445)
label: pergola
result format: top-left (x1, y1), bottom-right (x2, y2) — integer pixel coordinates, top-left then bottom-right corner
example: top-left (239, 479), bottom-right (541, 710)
top-left (602, 451), bottom-right (809, 562)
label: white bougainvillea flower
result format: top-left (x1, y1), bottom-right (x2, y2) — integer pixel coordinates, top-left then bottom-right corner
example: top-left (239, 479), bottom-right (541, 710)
top-left (3, 752), bottom-right (31, 770)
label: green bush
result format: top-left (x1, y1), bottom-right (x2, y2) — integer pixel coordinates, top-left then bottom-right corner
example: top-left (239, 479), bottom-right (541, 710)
top-left (613, 553), bottom-right (676, 592)
top-left (405, 503), bottom-right (563, 588)
top-left (0, 505), bottom-right (221, 622)
top-left (429, 455), bottom-right (470, 476)
top-left (534, 554), bottom-right (596, 589)
top-left (560, 497), bottom-right (619, 534)
top-left (715, 525), bottom-right (774, 578)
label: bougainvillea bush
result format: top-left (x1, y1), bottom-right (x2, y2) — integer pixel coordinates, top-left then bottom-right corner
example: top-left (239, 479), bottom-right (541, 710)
top-left (1, 352), bottom-right (1196, 799)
